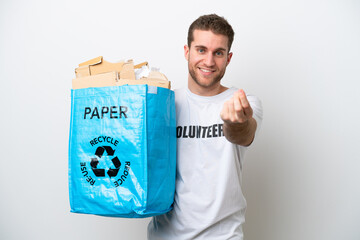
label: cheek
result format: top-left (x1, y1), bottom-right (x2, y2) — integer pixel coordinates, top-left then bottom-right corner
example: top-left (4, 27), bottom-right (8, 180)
top-left (219, 59), bottom-right (229, 68)
top-left (188, 57), bottom-right (197, 67)
top-left (189, 52), bottom-right (202, 63)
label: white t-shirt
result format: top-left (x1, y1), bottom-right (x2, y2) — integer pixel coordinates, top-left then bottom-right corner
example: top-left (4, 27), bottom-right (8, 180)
top-left (148, 87), bottom-right (263, 240)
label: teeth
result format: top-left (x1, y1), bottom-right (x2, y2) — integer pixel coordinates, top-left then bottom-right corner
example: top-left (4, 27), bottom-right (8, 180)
top-left (200, 68), bottom-right (213, 73)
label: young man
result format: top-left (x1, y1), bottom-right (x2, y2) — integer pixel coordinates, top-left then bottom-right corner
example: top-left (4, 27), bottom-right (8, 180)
top-left (148, 14), bottom-right (263, 239)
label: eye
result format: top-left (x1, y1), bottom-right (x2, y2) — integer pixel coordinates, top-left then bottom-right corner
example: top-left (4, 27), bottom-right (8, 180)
top-left (198, 48), bottom-right (205, 54)
top-left (215, 51), bottom-right (224, 56)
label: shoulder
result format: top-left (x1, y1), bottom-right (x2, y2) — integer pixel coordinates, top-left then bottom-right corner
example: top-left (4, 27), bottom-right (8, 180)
top-left (174, 88), bottom-right (186, 98)
top-left (174, 88), bottom-right (186, 96)
top-left (173, 88), bottom-right (187, 109)
top-left (246, 94), bottom-right (263, 136)
top-left (247, 94), bottom-right (262, 108)
top-left (246, 94), bottom-right (263, 116)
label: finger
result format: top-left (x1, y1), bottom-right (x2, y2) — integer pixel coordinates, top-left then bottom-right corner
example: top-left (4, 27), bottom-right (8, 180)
top-left (233, 95), bottom-right (246, 121)
top-left (220, 99), bottom-right (230, 121)
top-left (233, 91), bottom-right (242, 113)
top-left (228, 97), bottom-right (235, 121)
top-left (239, 89), bottom-right (253, 117)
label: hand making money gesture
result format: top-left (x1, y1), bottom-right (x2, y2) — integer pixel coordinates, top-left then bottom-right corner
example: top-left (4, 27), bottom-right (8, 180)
top-left (221, 89), bottom-right (253, 124)
top-left (220, 89), bottom-right (257, 146)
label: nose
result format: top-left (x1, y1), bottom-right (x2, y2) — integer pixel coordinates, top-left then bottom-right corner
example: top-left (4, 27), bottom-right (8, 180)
top-left (204, 52), bottom-right (215, 67)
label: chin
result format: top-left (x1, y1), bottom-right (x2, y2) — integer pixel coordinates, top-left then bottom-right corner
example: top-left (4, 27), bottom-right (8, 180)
top-left (194, 74), bottom-right (223, 88)
top-left (189, 66), bottom-right (225, 89)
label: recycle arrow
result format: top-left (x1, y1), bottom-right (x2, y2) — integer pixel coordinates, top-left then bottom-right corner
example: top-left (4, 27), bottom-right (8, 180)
top-left (90, 158), bottom-right (105, 177)
top-left (95, 146), bottom-right (115, 157)
top-left (107, 156), bottom-right (121, 177)
top-left (90, 146), bottom-right (121, 178)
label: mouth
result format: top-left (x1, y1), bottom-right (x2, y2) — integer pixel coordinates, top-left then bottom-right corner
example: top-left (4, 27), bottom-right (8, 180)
top-left (198, 67), bottom-right (216, 73)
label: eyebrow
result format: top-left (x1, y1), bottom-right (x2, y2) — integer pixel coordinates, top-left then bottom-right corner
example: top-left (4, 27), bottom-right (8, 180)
top-left (194, 45), bottom-right (227, 52)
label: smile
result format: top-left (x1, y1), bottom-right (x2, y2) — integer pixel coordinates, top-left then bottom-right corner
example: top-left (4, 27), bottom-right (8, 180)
top-left (199, 68), bottom-right (215, 73)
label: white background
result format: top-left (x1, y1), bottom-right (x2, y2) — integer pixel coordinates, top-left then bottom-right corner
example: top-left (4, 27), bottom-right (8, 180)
top-left (1, 0), bottom-right (359, 239)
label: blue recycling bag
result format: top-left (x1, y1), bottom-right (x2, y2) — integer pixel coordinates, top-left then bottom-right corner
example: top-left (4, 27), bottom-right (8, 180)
top-left (68, 85), bottom-right (176, 218)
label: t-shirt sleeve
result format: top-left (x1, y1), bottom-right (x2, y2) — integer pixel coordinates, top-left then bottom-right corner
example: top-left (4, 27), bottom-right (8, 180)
top-left (247, 94), bottom-right (263, 142)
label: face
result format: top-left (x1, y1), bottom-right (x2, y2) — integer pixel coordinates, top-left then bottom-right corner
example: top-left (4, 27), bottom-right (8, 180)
top-left (185, 30), bottom-right (233, 93)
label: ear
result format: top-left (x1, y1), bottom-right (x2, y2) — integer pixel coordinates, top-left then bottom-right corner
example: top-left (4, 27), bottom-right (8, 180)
top-left (184, 45), bottom-right (190, 61)
top-left (226, 52), bottom-right (233, 66)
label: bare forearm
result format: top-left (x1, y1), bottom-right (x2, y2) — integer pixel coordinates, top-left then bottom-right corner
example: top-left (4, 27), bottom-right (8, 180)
top-left (223, 117), bottom-right (257, 146)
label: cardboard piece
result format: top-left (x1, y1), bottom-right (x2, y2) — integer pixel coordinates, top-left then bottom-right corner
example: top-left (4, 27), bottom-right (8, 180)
top-left (72, 72), bottom-right (118, 89)
top-left (75, 56), bottom-right (127, 78)
top-left (72, 72), bottom-right (171, 90)
top-left (72, 56), bottom-right (171, 90)
top-left (75, 56), bottom-right (138, 80)
top-left (117, 79), bottom-right (171, 89)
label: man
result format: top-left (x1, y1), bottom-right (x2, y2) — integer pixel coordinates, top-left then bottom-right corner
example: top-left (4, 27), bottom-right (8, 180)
top-left (148, 14), bottom-right (263, 239)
